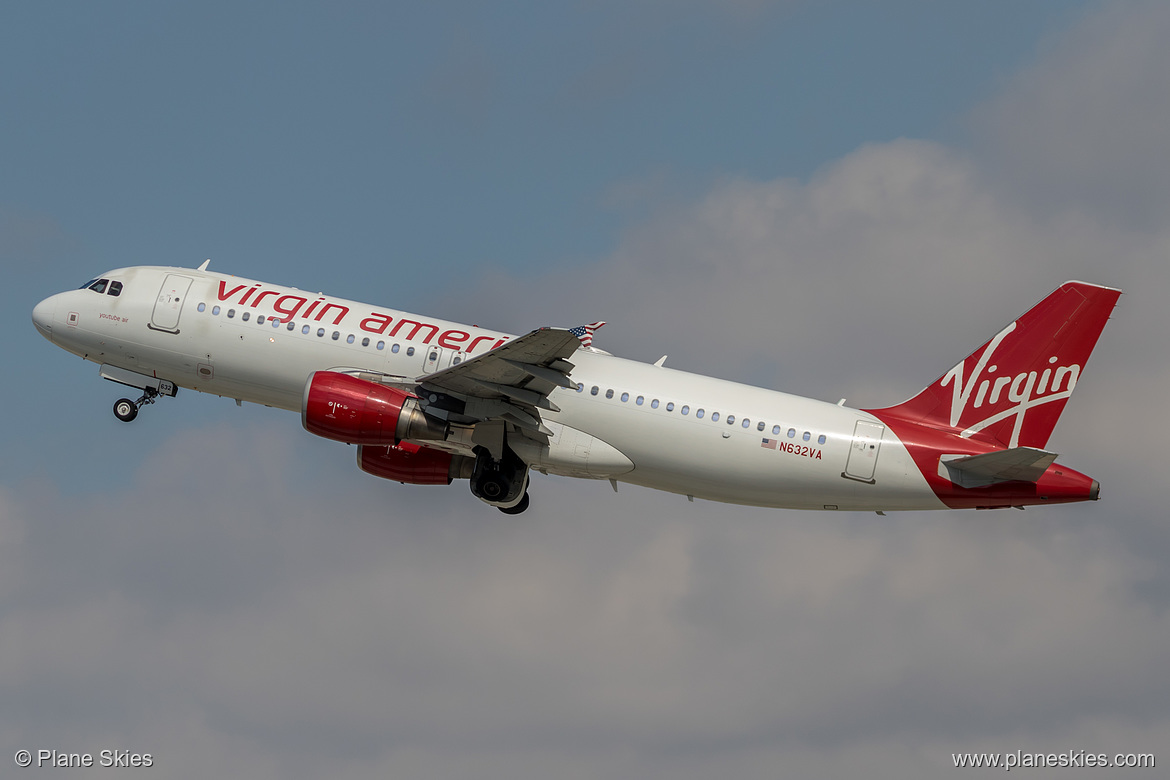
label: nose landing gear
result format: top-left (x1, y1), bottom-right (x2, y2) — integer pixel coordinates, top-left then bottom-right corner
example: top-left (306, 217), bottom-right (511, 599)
top-left (113, 398), bottom-right (138, 422)
top-left (100, 365), bottom-right (177, 423)
top-left (112, 386), bottom-right (162, 423)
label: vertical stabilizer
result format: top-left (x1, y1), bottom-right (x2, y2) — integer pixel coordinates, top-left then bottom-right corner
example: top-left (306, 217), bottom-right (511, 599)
top-left (870, 281), bottom-right (1121, 449)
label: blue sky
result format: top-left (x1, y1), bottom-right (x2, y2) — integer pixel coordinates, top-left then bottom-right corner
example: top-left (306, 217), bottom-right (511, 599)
top-left (6, 2), bottom-right (1170, 779)
top-left (5, 1), bottom-right (1081, 286)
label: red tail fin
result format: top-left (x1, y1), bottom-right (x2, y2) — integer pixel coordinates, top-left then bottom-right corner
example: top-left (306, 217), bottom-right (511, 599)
top-left (871, 281), bottom-right (1121, 449)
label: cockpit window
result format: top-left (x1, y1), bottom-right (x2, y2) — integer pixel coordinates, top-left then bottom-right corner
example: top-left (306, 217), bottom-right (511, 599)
top-left (107, 280), bottom-right (123, 297)
top-left (88, 279), bottom-right (109, 294)
top-left (79, 279), bottom-right (98, 290)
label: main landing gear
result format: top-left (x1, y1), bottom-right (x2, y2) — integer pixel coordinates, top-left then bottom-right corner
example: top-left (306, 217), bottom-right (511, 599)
top-left (498, 492), bottom-right (530, 515)
top-left (470, 444), bottom-right (532, 514)
top-left (112, 386), bottom-right (161, 423)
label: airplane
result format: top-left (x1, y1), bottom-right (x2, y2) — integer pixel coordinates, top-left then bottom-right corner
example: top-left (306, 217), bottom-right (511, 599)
top-left (32, 262), bottom-right (1120, 514)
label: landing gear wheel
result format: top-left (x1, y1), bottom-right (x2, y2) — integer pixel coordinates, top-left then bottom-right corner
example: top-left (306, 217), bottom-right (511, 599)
top-left (498, 492), bottom-right (530, 515)
top-left (113, 398), bottom-right (138, 422)
top-left (477, 472), bottom-right (510, 501)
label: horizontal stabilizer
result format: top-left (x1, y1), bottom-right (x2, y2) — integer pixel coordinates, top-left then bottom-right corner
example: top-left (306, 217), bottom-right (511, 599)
top-left (939, 447), bottom-right (1058, 488)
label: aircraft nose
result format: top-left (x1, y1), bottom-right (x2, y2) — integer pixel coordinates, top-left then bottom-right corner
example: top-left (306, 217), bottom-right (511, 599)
top-left (32, 295), bottom-right (56, 341)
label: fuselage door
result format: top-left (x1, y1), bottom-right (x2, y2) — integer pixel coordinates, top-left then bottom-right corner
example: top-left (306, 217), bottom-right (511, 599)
top-left (844, 420), bottom-right (884, 483)
top-left (149, 274), bottom-right (194, 333)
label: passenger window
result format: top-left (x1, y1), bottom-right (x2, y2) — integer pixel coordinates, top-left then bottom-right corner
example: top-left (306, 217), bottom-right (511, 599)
top-left (743, 419), bottom-right (751, 429)
top-left (576, 383), bottom-right (584, 393)
top-left (257, 315), bottom-right (265, 324)
top-left (773, 425), bottom-right (781, 435)
top-left (429, 350), bottom-right (437, 361)
top-left (242, 312), bottom-right (250, 322)
top-left (377, 341), bottom-right (385, 350)
top-left (681, 405), bottom-right (689, 415)
top-left (107, 281), bottom-right (123, 297)
top-left (347, 334), bottom-right (356, 344)
top-left (591, 386), bottom-right (599, 396)
top-left (605, 389), bottom-right (614, 399)
top-left (621, 392), bottom-right (629, 402)
top-left (803, 431), bottom-right (811, 441)
top-left (197, 303), bottom-right (206, 312)
top-left (287, 322), bottom-right (295, 331)
top-left (711, 412), bottom-right (719, 421)
top-left (392, 343), bottom-right (400, 353)
top-left (317, 328), bottom-right (325, 337)
top-left (302, 325), bottom-right (310, 334)
top-left (651, 399), bottom-right (659, 409)
top-left (362, 337), bottom-right (369, 347)
top-left (636, 396), bottom-right (644, 405)
top-left (407, 347), bottom-right (415, 356)
top-left (787, 428), bottom-right (795, 438)
top-left (726, 415), bottom-right (735, 425)
top-left (212, 305), bottom-right (221, 315)
top-left (696, 409), bottom-right (704, 418)
top-left (757, 421), bottom-right (765, 431)
top-left (332, 331), bottom-right (340, 340)
top-left (666, 402), bottom-right (674, 412)
top-left (818, 434), bottom-right (826, 445)
top-left (227, 309), bottom-right (235, 318)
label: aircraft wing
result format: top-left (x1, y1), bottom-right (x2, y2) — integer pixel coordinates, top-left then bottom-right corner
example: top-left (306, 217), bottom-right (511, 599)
top-left (939, 447), bottom-right (1059, 488)
top-left (415, 327), bottom-right (580, 438)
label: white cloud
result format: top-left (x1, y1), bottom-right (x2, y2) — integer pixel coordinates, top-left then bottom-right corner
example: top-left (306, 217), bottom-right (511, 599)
top-left (2, 422), bottom-right (1168, 779)
top-left (974, 1), bottom-right (1170, 226)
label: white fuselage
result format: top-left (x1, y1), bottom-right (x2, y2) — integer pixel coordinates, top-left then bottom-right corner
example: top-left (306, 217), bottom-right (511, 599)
top-left (34, 265), bottom-right (946, 511)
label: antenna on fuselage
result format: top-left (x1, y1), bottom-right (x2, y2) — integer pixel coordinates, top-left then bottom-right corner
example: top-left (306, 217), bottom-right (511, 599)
top-left (197, 259), bottom-right (211, 271)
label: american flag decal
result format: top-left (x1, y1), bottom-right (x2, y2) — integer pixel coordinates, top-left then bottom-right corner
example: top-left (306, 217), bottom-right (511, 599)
top-left (761, 438), bottom-right (777, 449)
top-left (569, 321), bottom-right (606, 348)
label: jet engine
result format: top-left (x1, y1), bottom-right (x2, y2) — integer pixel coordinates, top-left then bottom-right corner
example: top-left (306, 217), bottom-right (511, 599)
top-left (358, 442), bottom-right (473, 485)
top-left (302, 371), bottom-right (447, 445)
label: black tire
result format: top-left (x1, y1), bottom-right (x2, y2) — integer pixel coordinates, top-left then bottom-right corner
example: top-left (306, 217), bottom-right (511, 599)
top-left (113, 398), bottom-right (138, 422)
top-left (498, 492), bottom-right (530, 515)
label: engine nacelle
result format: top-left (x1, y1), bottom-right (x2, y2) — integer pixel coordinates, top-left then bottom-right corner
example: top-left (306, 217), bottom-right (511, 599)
top-left (302, 371), bottom-right (447, 445)
top-left (358, 442), bottom-right (473, 485)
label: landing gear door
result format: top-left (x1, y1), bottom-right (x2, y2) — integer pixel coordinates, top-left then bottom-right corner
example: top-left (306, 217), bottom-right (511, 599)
top-left (843, 420), bottom-right (884, 483)
top-left (150, 274), bottom-right (193, 333)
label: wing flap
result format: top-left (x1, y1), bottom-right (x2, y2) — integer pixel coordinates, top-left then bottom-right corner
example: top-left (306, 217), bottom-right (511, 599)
top-left (416, 327), bottom-right (580, 434)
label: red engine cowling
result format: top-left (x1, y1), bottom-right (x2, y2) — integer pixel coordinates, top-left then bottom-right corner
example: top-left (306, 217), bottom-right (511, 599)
top-left (358, 442), bottom-right (460, 485)
top-left (302, 371), bottom-right (446, 445)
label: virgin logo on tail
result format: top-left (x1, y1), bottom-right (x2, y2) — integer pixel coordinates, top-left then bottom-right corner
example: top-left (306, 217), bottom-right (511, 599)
top-left (870, 281), bottom-right (1120, 451)
top-left (940, 322), bottom-right (1081, 448)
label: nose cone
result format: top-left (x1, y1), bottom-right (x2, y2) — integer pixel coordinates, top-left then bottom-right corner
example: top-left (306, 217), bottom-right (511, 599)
top-left (32, 295), bottom-right (56, 341)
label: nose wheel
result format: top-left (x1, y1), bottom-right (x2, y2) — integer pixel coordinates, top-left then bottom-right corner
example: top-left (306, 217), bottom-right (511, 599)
top-left (112, 387), bottom-right (160, 423)
top-left (113, 398), bottom-right (138, 422)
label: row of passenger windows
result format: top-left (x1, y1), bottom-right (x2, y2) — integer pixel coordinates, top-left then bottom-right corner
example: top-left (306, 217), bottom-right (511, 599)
top-left (575, 382), bottom-right (828, 444)
top-left (195, 301), bottom-right (464, 364)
